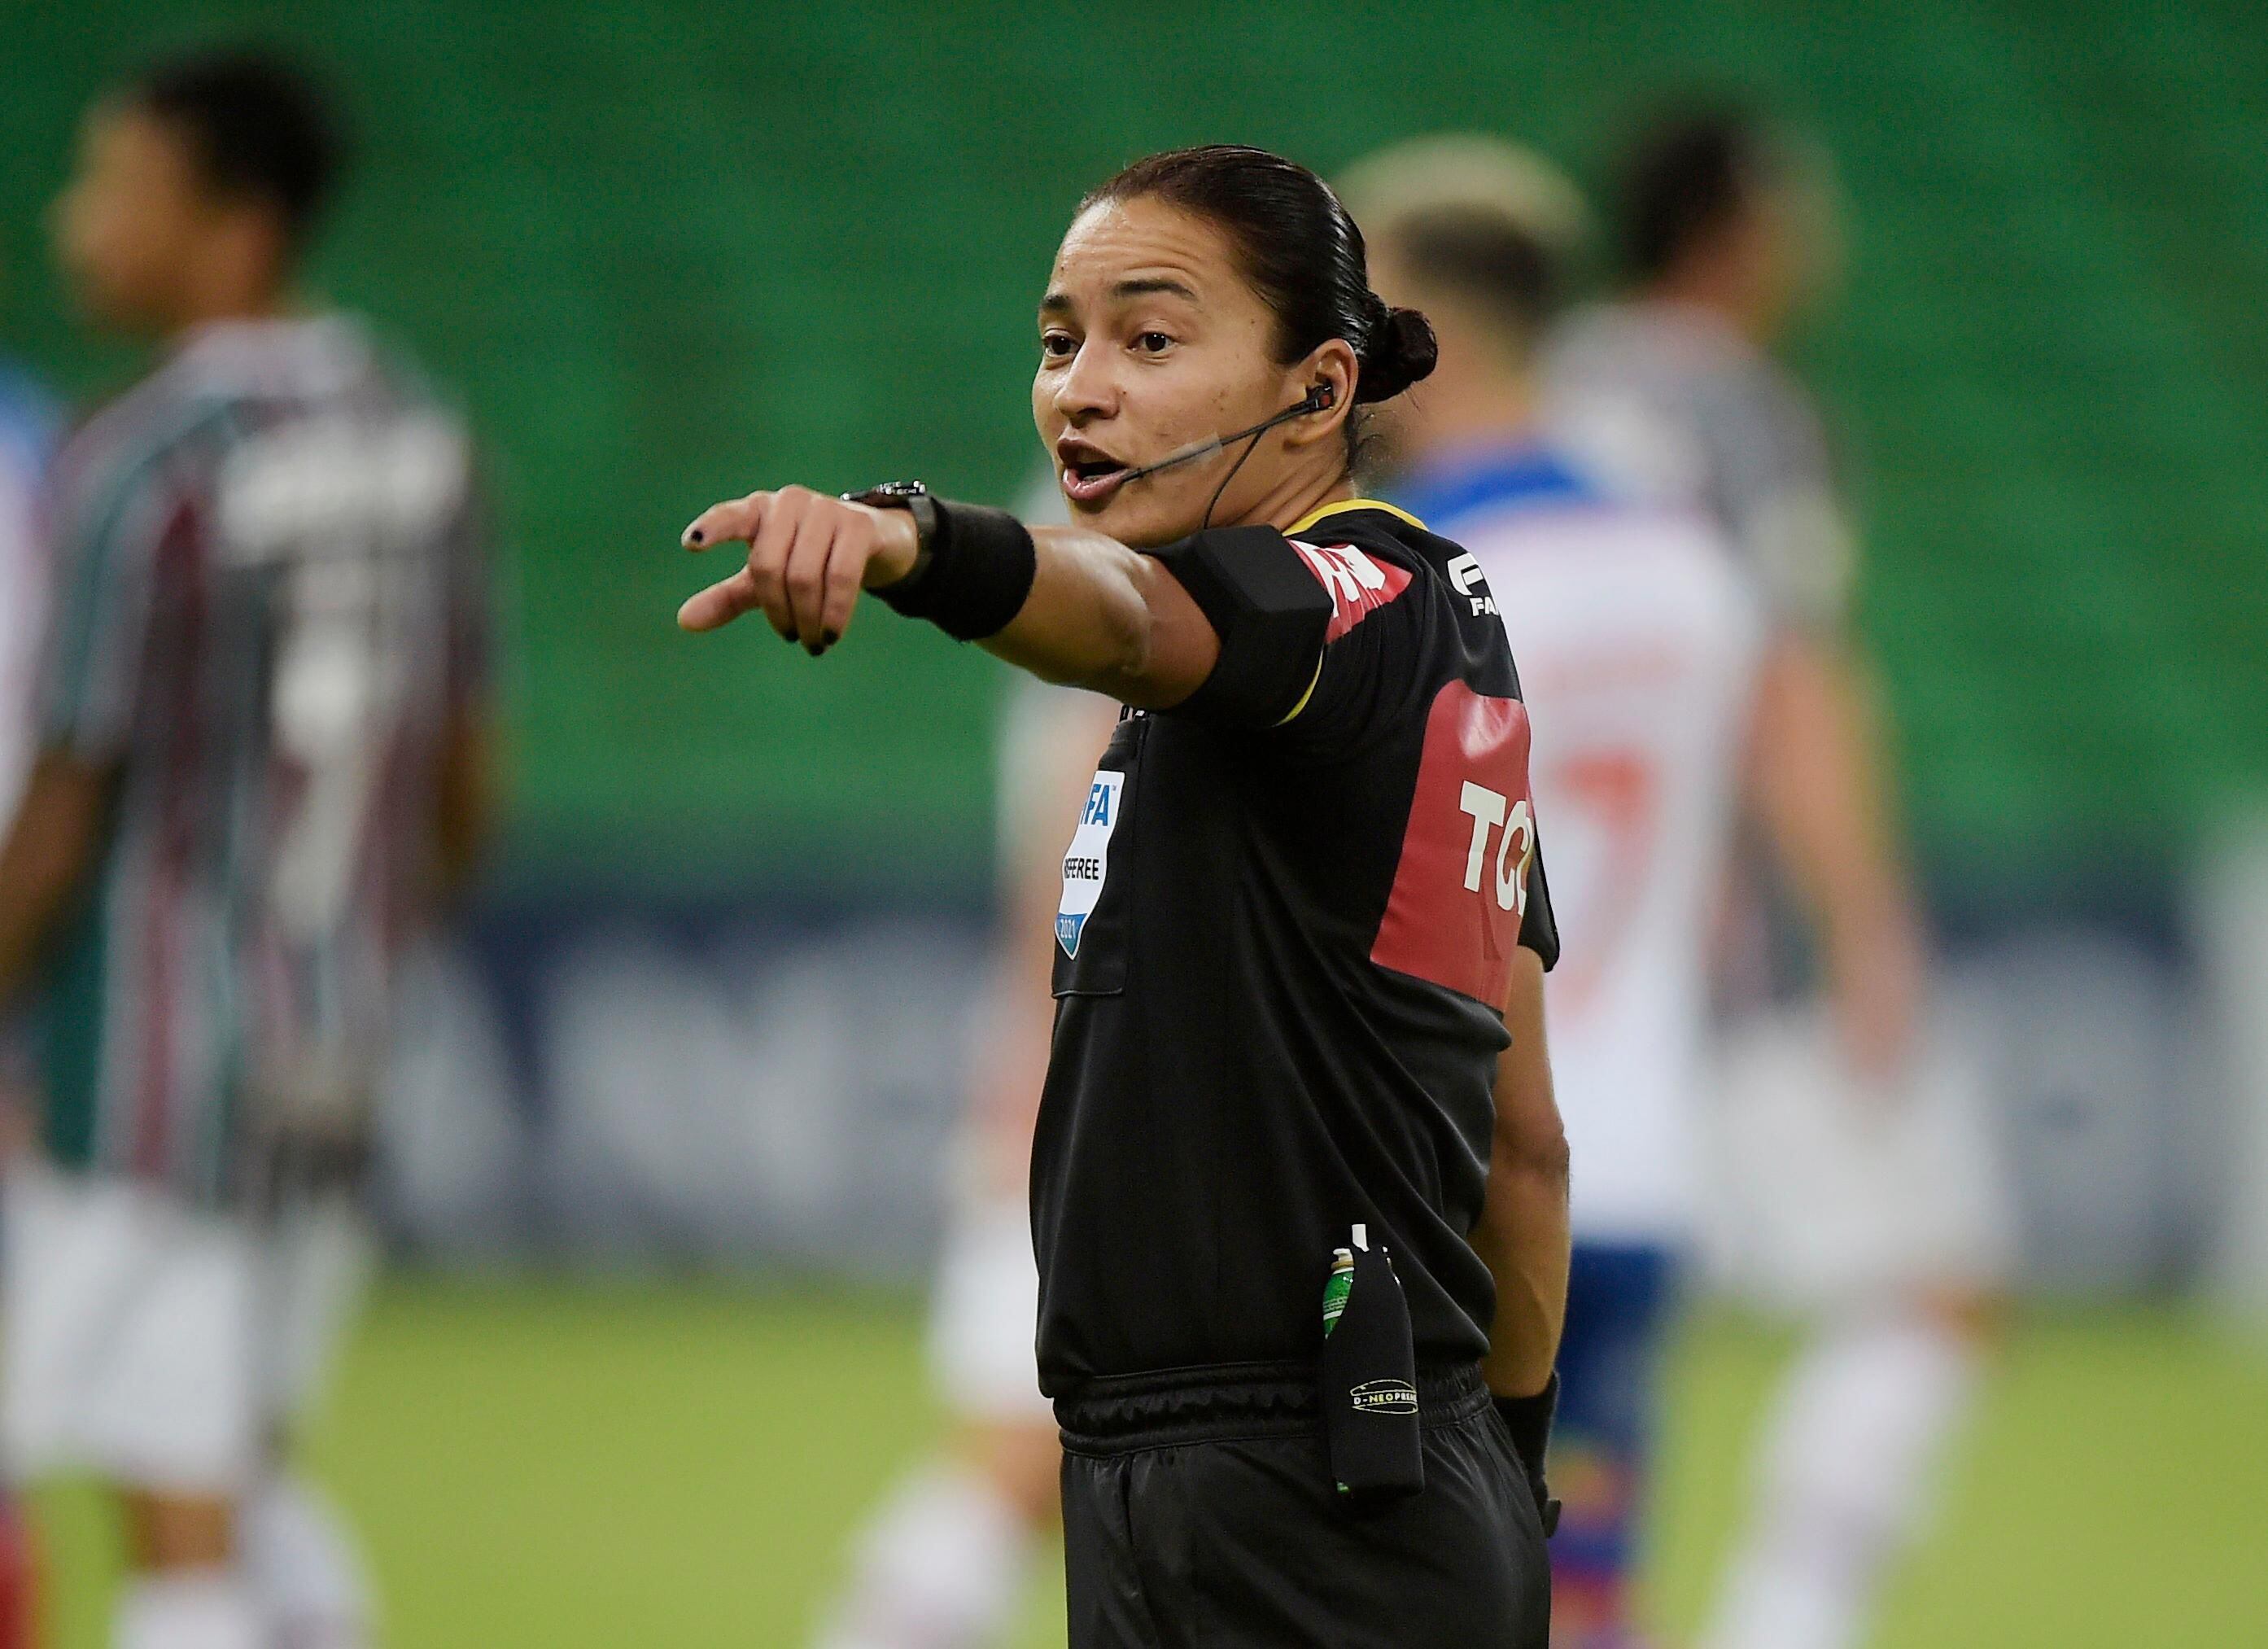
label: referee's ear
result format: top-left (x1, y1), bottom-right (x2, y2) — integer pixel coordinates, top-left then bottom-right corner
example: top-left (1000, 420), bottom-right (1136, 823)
top-left (1280, 341), bottom-right (1357, 453)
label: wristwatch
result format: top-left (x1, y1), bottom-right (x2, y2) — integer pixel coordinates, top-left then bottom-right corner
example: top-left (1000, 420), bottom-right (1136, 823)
top-left (842, 480), bottom-right (937, 591)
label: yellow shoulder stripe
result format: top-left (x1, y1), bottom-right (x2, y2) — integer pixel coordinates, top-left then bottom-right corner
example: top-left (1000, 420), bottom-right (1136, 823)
top-left (1274, 499), bottom-right (1423, 724)
top-left (1286, 496), bottom-right (1426, 537)
top-left (1276, 654), bottom-right (1326, 725)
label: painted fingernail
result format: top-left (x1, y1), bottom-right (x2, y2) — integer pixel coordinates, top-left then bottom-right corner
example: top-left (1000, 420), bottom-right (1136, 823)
top-left (684, 526), bottom-right (705, 545)
top-left (820, 630), bottom-right (841, 649)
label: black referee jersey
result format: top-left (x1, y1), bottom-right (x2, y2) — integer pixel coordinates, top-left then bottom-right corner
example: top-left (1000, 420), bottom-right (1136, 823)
top-left (1033, 498), bottom-right (1559, 1397)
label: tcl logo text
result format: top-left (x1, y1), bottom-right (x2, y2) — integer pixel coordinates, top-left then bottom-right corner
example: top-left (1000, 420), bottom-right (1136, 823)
top-left (1457, 782), bottom-right (1532, 916)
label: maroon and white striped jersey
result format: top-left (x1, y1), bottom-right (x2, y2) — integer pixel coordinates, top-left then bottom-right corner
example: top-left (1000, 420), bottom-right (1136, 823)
top-left (35, 317), bottom-right (492, 1201)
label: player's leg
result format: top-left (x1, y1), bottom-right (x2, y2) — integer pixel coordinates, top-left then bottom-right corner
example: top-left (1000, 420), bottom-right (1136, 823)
top-left (1548, 1241), bottom-right (1676, 1649)
top-left (1702, 1301), bottom-right (1984, 1649)
top-left (29, 1180), bottom-right (269, 1649)
top-left (1701, 1013), bottom-right (2005, 1649)
top-left (115, 1494), bottom-right (260, 1649)
top-left (0, 1114), bottom-right (45, 1649)
top-left (813, 1429), bottom-right (1055, 1649)
top-left (239, 1470), bottom-right (373, 1649)
top-left (0, 1489), bottom-right (35, 1649)
top-left (240, 1188), bottom-right (378, 1649)
top-left (811, 1199), bottom-right (1057, 1649)
top-left (2, 1168), bottom-right (370, 1649)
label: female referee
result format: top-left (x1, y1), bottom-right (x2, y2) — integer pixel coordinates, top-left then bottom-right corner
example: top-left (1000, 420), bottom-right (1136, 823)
top-left (679, 146), bottom-right (1568, 1647)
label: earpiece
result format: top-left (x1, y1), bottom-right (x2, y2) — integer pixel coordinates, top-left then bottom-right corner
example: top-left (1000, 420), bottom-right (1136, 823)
top-left (1305, 383), bottom-right (1335, 413)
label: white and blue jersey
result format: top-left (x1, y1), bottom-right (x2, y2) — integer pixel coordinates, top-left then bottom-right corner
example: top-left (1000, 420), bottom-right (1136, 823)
top-left (1545, 300), bottom-right (1856, 635)
top-left (1392, 440), bottom-right (1764, 1247)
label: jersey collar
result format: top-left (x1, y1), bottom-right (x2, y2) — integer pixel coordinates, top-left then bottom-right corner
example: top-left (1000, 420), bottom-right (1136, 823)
top-left (1286, 496), bottom-right (1427, 537)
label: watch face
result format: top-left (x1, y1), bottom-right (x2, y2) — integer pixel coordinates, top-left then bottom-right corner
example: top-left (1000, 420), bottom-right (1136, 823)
top-left (841, 481), bottom-right (926, 508)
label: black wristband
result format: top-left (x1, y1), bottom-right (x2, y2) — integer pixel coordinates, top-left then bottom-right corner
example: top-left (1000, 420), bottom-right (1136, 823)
top-left (870, 498), bottom-right (1037, 641)
top-left (1493, 1373), bottom-right (1562, 1537)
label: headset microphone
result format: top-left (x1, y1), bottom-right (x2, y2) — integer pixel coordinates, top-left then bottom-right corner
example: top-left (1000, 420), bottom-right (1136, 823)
top-left (1119, 383), bottom-right (1336, 483)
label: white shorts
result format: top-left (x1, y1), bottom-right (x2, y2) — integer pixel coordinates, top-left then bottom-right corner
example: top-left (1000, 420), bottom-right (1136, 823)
top-left (1, 1165), bottom-right (371, 1494)
top-left (1699, 1007), bottom-right (2017, 1311)
top-left (926, 1198), bottom-right (1051, 1425)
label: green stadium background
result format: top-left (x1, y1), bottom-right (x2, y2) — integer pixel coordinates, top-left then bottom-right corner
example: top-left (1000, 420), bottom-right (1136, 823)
top-left (4, 0), bottom-right (2264, 898)
top-left (6, 7), bottom-right (2268, 1646)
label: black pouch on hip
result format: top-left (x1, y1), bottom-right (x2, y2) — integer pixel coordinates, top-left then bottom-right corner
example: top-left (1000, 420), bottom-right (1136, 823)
top-left (1318, 1223), bottom-right (1425, 1502)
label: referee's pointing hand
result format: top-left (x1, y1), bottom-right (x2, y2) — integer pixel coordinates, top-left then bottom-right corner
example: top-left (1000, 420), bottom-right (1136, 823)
top-left (678, 485), bottom-right (920, 654)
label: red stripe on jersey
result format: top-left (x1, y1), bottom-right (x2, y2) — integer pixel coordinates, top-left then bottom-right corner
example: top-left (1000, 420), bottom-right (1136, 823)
top-left (1370, 680), bottom-right (1539, 1008)
top-left (133, 491), bottom-right (207, 1179)
top-left (1291, 540), bottom-right (1413, 642)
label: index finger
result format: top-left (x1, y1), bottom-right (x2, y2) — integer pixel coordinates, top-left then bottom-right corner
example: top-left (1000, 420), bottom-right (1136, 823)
top-left (682, 492), bottom-right (774, 549)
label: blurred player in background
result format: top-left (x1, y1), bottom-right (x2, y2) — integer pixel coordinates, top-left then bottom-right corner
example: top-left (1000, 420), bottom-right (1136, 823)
top-left (1347, 133), bottom-right (1762, 1649)
top-left (0, 254), bottom-right (59, 1649)
top-left (0, 50), bottom-right (495, 1649)
top-left (1543, 109), bottom-right (2008, 1649)
top-left (811, 671), bottom-right (1116, 1649)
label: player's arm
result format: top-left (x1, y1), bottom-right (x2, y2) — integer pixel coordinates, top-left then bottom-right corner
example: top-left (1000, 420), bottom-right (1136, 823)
top-left (1713, 377), bottom-right (1923, 1078)
top-left (1746, 631), bottom-right (1925, 1078)
top-left (0, 754), bottom-right (110, 1003)
top-left (430, 465), bottom-right (503, 912)
top-left (2, 433), bottom-right (159, 1004)
top-left (1472, 943), bottom-right (1568, 1525)
top-left (430, 706), bottom-right (495, 909)
top-left (676, 488), bottom-right (1223, 706)
top-left (985, 524), bottom-right (1221, 704)
top-left (1471, 944), bottom-right (1570, 1401)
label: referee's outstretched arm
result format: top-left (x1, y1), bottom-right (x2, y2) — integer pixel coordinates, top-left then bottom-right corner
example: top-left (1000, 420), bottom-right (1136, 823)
top-left (1471, 946), bottom-right (1571, 1400)
top-left (677, 488), bottom-right (1226, 706)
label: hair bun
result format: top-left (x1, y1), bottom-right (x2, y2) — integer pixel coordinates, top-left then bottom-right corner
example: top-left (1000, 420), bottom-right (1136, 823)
top-left (1355, 303), bottom-right (1438, 403)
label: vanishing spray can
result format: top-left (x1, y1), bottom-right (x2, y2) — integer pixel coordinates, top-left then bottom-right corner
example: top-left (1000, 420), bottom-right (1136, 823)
top-left (1322, 1246), bottom-right (1356, 1337)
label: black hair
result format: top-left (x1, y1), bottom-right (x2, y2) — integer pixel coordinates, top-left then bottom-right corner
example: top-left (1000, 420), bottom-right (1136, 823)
top-left (1616, 107), bottom-right (1782, 283)
top-left (1390, 207), bottom-right (1568, 342)
top-left (124, 49), bottom-right (345, 248)
top-left (1085, 145), bottom-right (1438, 409)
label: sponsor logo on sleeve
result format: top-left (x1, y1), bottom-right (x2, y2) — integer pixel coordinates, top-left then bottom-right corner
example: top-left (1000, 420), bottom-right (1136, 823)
top-left (1444, 550), bottom-right (1499, 617)
top-left (1455, 782), bottom-right (1535, 919)
top-left (1291, 540), bottom-right (1414, 641)
top-left (1370, 682), bottom-right (1540, 1004)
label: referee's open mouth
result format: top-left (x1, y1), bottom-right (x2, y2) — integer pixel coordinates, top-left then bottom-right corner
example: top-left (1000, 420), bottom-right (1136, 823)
top-left (1057, 436), bottom-right (1131, 505)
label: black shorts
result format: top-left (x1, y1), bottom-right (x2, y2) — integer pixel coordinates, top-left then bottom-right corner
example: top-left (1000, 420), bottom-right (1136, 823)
top-left (1056, 1361), bottom-right (1549, 1647)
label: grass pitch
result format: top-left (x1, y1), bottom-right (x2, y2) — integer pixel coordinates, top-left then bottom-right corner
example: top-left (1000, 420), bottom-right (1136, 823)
top-left (31, 1279), bottom-right (2268, 1646)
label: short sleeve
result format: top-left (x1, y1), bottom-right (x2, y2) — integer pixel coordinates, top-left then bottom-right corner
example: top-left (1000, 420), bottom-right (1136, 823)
top-left (441, 460), bottom-right (498, 717)
top-left (1147, 525), bottom-right (1334, 728)
top-left (37, 435), bottom-right (176, 766)
top-left (1545, 309), bottom-right (1856, 633)
top-left (1265, 527), bottom-right (1432, 757)
top-left (1516, 816), bottom-right (1559, 969)
top-left (1150, 516), bottom-right (1427, 753)
top-left (1701, 367), bottom-right (1857, 632)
